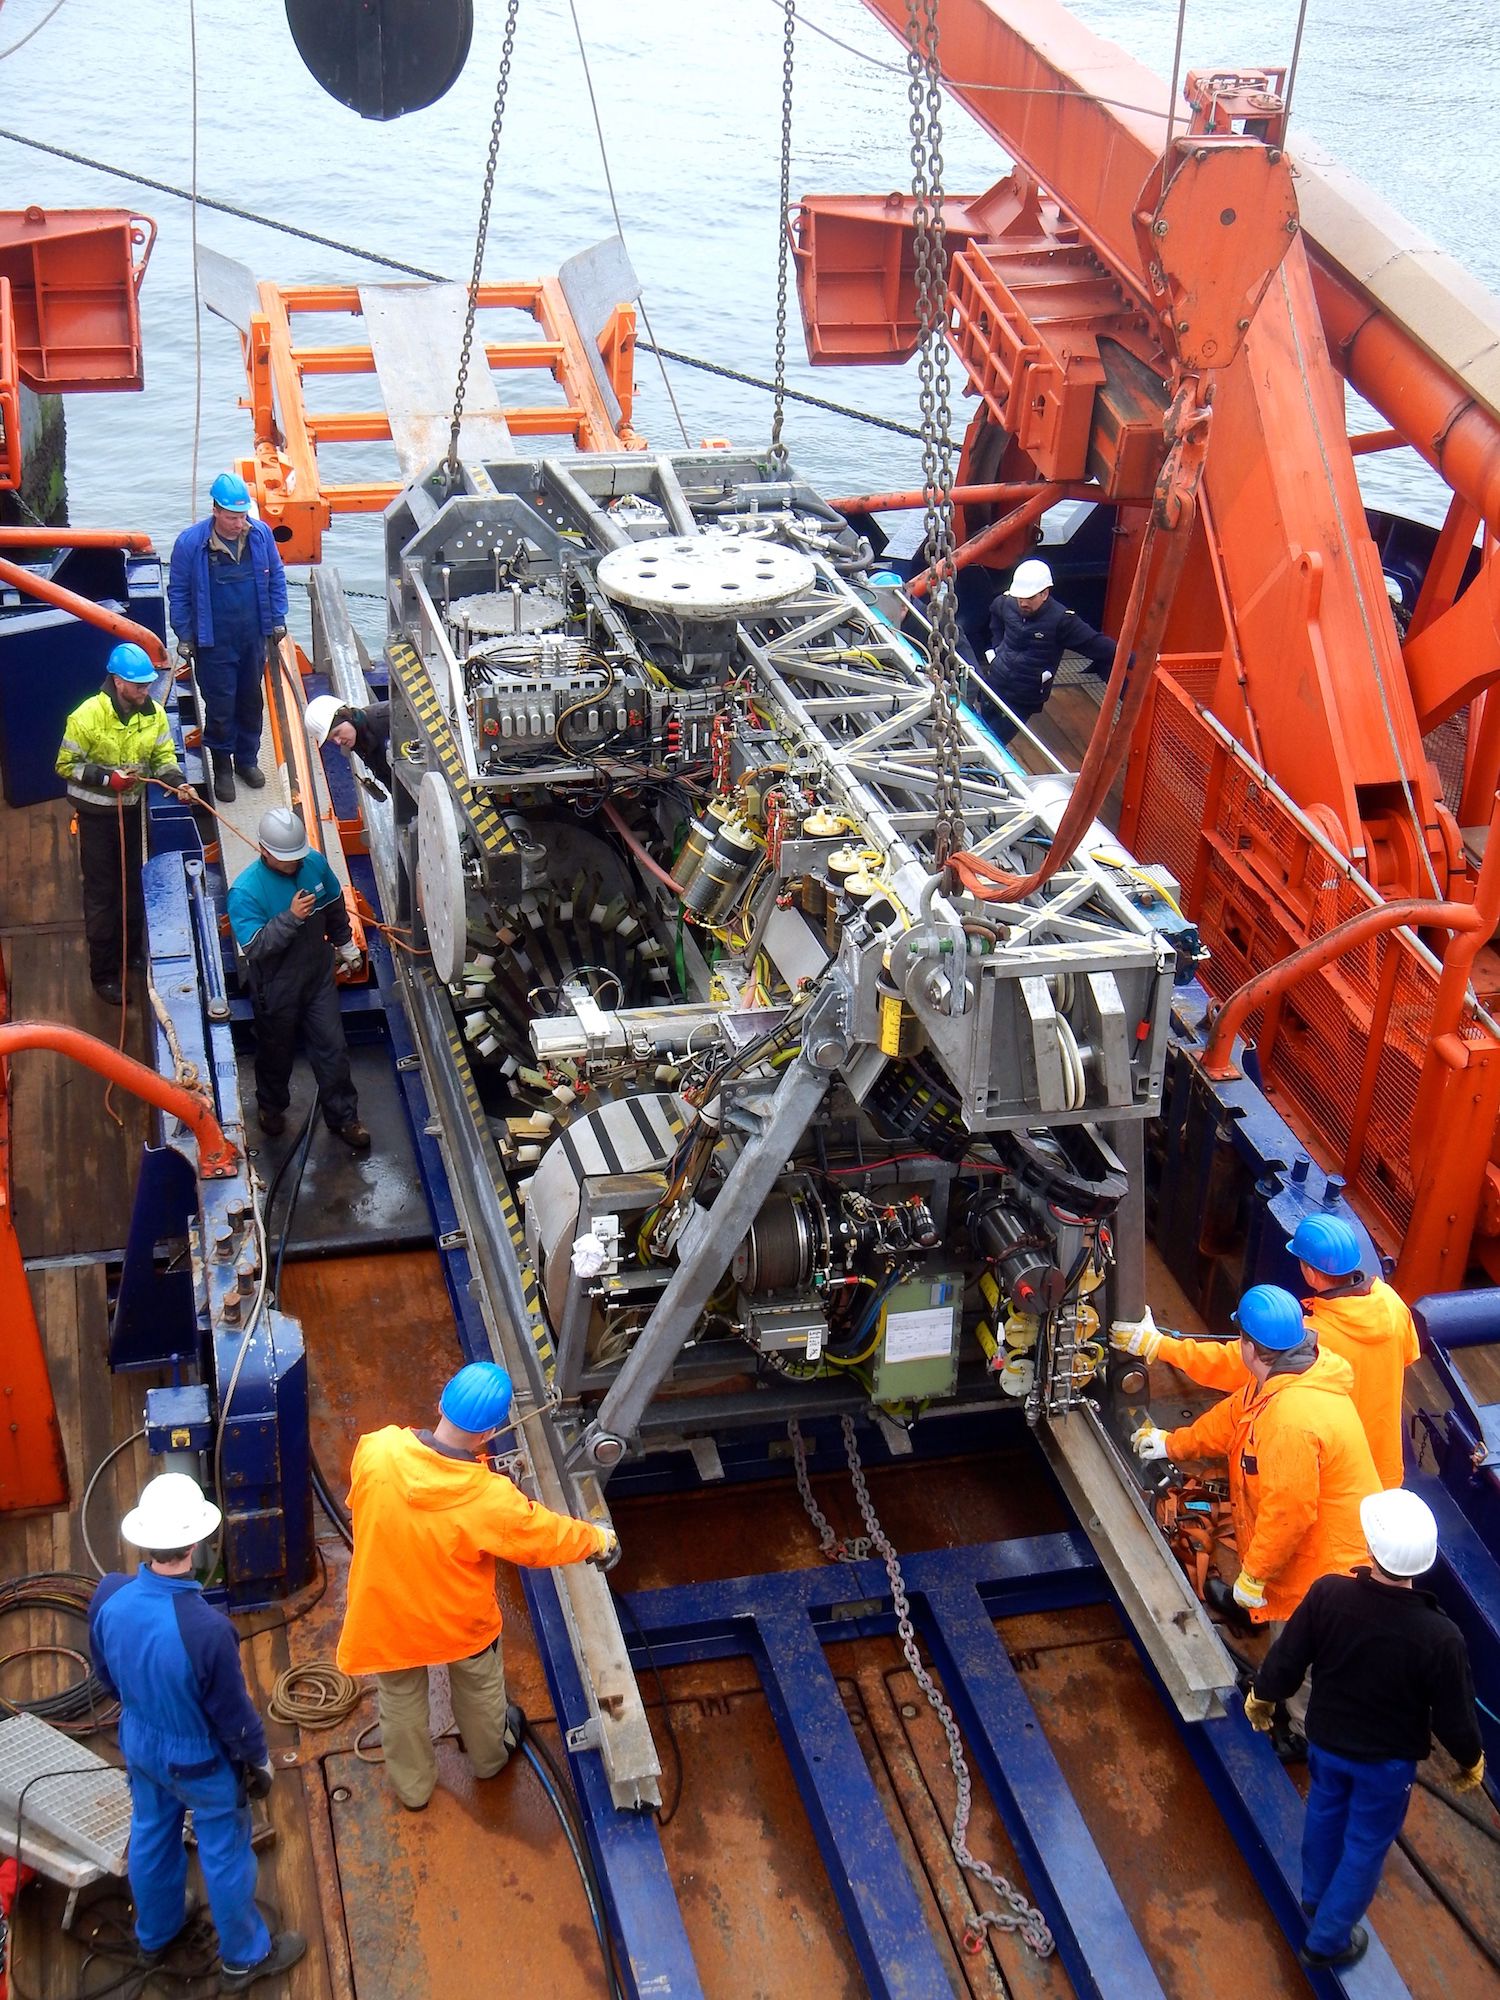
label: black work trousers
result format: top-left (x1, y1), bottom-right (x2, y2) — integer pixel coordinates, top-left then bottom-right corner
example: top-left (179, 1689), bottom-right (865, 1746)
top-left (77, 802), bottom-right (145, 987)
top-left (251, 974), bottom-right (358, 1132)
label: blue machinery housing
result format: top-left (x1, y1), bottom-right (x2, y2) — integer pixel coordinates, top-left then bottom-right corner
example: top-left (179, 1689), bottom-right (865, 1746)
top-left (3, 559), bottom-right (1499, 1994)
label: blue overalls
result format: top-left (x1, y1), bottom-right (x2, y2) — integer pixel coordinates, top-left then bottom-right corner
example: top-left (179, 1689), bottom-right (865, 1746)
top-left (89, 1566), bottom-right (271, 1968)
top-left (199, 538), bottom-right (265, 765)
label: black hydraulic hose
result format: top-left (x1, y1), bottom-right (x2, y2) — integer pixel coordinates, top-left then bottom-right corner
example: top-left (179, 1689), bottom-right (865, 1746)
top-left (521, 1738), bottom-right (625, 2000)
top-left (1414, 1771), bottom-right (1500, 1844)
top-left (1395, 1831), bottom-right (1500, 1972)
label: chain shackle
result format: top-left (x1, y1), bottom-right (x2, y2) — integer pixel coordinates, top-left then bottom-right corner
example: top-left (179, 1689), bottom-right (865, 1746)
top-left (770, 0), bottom-right (797, 470)
top-left (445, 0), bottom-right (521, 486)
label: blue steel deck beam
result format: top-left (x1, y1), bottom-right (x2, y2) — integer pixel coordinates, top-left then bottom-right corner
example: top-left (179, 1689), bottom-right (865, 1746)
top-left (1410, 1474), bottom-right (1500, 1776)
top-left (623, 1535), bottom-right (1164, 2000)
top-left (524, 1567), bottom-right (703, 2000)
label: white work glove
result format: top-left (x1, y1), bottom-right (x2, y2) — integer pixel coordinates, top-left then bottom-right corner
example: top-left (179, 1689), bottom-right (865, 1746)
top-left (1232, 1571), bottom-right (1267, 1614)
top-left (1110, 1307), bottom-right (1162, 1362)
top-left (337, 942), bottom-right (363, 973)
top-left (1131, 1421), bottom-right (1170, 1462)
top-left (587, 1525), bottom-right (620, 1571)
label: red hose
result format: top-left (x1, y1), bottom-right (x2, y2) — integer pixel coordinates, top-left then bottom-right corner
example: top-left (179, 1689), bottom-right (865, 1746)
top-left (602, 801), bottom-right (684, 895)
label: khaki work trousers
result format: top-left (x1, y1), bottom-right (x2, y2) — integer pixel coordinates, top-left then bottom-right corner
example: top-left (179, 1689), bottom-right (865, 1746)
top-left (375, 1639), bottom-right (511, 1809)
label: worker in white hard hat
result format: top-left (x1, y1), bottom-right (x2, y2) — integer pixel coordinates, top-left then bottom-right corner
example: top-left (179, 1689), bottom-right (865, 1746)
top-left (87, 1473), bottom-right (306, 1991)
top-left (979, 556), bottom-right (1117, 745)
top-left (1247, 1489), bottom-right (1485, 1973)
top-left (225, 806), bottom-right (370, 1149)
top-left (304, 692), bottom-right (392, 791)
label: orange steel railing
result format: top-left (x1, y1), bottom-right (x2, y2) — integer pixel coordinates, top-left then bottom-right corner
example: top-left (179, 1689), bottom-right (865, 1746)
top-left (0, 277), bottom-right (18, 492)
top-left (0, 554), bottom-right (167, 662)
top-left (1127, 673), bottom-right (1500, 1294)
top-left (237, 279), bottom-right (643, 564)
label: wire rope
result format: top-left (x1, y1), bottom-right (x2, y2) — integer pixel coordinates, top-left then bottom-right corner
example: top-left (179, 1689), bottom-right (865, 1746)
top-left (0, 0), bottom-right (67, 62)
top-left (187, 0), bottom-right (203, 519)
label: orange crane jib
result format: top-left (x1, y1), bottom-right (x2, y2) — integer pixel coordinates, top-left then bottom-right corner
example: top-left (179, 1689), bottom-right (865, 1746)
top-left (804, 0), bottom-right (1500, 1290)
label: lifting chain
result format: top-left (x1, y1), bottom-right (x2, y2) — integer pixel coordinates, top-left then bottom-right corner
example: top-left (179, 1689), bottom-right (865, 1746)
top-left (903, 0), bottom-right (966, 866)
top-left (788, 1416), bottom-right (1056, 1960)
top-left (769, 0), bottom-right (797, 469)
top-left (445, 0), bottom-right (521, 487)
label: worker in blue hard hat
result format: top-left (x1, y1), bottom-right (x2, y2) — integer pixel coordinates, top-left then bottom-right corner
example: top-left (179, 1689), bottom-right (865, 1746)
top-left (168, 472), bottom-right (288, 804)
top-left (55, 641), bottom-right (189, 1004)
top-left (1290, 1213), bottom-right (1418, 1490)
top-left (88, 1472), bottom-right (306, 1992)
top-left (1111, 1212), bottom-right (1419, 1491)
top-left (1130, 1284), bottom-right (1380, 1636)
top-left (1248, 1489), bottom-right (1483, 1973)
top-left (225, 806), bottom-right (369, 1150)
top-left (336, 1362), bottom-right (618, 1811)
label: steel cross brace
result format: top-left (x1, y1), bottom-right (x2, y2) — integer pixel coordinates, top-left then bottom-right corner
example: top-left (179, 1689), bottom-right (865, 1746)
top-left (618, 1532), bottom-right (1163, 2000)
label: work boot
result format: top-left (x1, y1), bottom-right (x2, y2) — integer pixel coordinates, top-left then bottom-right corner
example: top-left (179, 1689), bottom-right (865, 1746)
top-left (257, 1104), bottom-right (286, 1137)
top-left (218, 1930), bottom-right (307, 1993)
top-left (1270, 1713), bottom-right (1308, 1765)
top-left (1299, 1924), bottom-right (1368, 1971)
top-left (234, 759), bottom-right (267, 789)
top-left (93, 978), bottom-right (124, 1006)
top-left (503, 1703), bottom-right (527, 1753)
top-left (337, 1120), bottom-right (372, 1152)
top-left (211, 753), bottom-right (236, 804)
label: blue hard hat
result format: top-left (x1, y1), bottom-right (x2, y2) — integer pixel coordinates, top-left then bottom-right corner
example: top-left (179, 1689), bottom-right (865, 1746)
top-left (209, 471), bottom-right (251, 512)
top-left (439, 1362), bottom-right (513, 1434)
top-left (1288, 1212), bottom-right (1363, 1278)
top-left (1232, 1284), bottom-right (1309, 1351)
top-left (107, 641), bottom-right (158, 684)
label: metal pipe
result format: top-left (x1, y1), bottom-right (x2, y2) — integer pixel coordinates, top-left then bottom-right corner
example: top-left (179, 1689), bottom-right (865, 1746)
top-left (827, 480), bottom-right (1092, 514)
top-left (0, 1021), bottom-right (238, 1177)
top-left (0, 555), bottom-right (167, 662)
top-left (1200, 900), bottom-right (1483, 1080)
top-left (185, 859), bottom-right (230, 1023)
top-left (906, 487), bottom-right (1059, 598)
top-left (0, 526), bottom-right (154, 551)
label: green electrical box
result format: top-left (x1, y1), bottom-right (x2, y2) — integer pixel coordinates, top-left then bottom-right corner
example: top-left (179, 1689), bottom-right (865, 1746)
top-left (871, 1271), bottom-right (961, 1402)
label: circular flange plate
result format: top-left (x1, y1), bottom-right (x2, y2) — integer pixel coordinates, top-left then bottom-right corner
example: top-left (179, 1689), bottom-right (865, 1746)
top-left (596, 532), bottom-right (816, 619)
top-left (417, 771), bottom-right (467, 985)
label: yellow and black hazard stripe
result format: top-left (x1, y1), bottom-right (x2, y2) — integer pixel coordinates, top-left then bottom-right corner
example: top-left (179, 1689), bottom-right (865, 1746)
top-left (388, 639), bottom-right (517, 862)
top-left (444, 1020), bottom-right (556, 1384)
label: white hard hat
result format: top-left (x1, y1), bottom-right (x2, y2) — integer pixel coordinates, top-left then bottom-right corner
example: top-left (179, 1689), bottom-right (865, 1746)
top-left (258, 806), bottom-right (310, 862)
top-left (1360, 1488), bottom-right (1437, 1576)
top-left (304, 694), bottom-right (345, 748)
top-left (1007, 558), bottom-right (1053, 598)
top-left (121, 1472), bottom-right (222, 1551)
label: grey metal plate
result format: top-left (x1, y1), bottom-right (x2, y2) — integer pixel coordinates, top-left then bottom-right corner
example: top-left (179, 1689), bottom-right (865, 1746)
top-left (596, 533), bottom-right (815, 619)
top-left (358, 283), bottom-right (515, 478)
top-left (557, 235), bottom-right (640, 426)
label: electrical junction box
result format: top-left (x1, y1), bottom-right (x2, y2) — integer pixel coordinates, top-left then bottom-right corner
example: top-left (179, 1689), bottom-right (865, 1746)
top-left (145, 1382), bottom-right (214, 1454)
top-left (872, 1273), bottom-right (961, 1401)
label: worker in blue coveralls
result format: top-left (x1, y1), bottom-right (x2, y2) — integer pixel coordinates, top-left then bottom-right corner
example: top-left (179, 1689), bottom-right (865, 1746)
top-left (226, 806), bottom-right (370, 1150)
top-left (88, 1473), bottom-right (305, 1992)
top-left (981, 557), bottom-right (1116, 745)
top-left (168, 472), bottom-right (288, 806)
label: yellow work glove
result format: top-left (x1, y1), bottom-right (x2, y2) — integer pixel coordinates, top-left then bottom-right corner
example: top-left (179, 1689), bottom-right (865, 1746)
top-left (1453, 1755), bottom-right (1486, 1795)
top-left (1243, 1693), bottom-right (1276, 1733)
top-left (1232, 1570), bottom-right (1267, 1613)
top-left (587, 1524), bottom-right (621, 1571)
top-left (1110, 1307), bottom-right (1162, 1362)
top-left (1131, 1421), bottom-right (1170, 1462)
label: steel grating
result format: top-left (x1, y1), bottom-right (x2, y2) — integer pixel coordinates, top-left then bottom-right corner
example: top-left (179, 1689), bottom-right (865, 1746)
top-left (0, 1713), bottom-right (130, 1874)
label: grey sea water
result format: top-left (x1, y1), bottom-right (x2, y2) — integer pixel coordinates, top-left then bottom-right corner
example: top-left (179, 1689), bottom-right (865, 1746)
top-left (2, 0), bottom-right (1495, 614)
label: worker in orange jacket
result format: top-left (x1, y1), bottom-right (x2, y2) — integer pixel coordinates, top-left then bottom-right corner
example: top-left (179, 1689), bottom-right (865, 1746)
top-left (337, 1362), bottom-right (617, 1811)
top-left (1289, 1214), bottom-right (1418, 1488)
top-left (1111, 1216), bottom-right (1418, 1489)
top-left (1129, 1285), bottom-right (1380, 1629)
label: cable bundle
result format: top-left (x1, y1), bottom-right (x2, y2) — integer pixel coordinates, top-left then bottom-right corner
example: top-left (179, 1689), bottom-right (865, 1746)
top-left (0, 1571), bottom-right (119, 1734)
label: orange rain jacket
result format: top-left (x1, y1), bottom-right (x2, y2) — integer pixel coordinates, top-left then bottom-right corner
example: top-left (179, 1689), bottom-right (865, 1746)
top-left (1303, 1278), bottom-right (1419, 1489)
top-left (337, 1426), bottom-right (607, 1675)
top-left (1154, 1278), bottom-right (1418, 1491)
top-left (1163, 1349), bottom-right (1380, 1623)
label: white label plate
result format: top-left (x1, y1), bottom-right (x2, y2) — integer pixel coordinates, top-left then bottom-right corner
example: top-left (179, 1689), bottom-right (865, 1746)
top-left (882, 1305), bottom-right (954, 1364)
